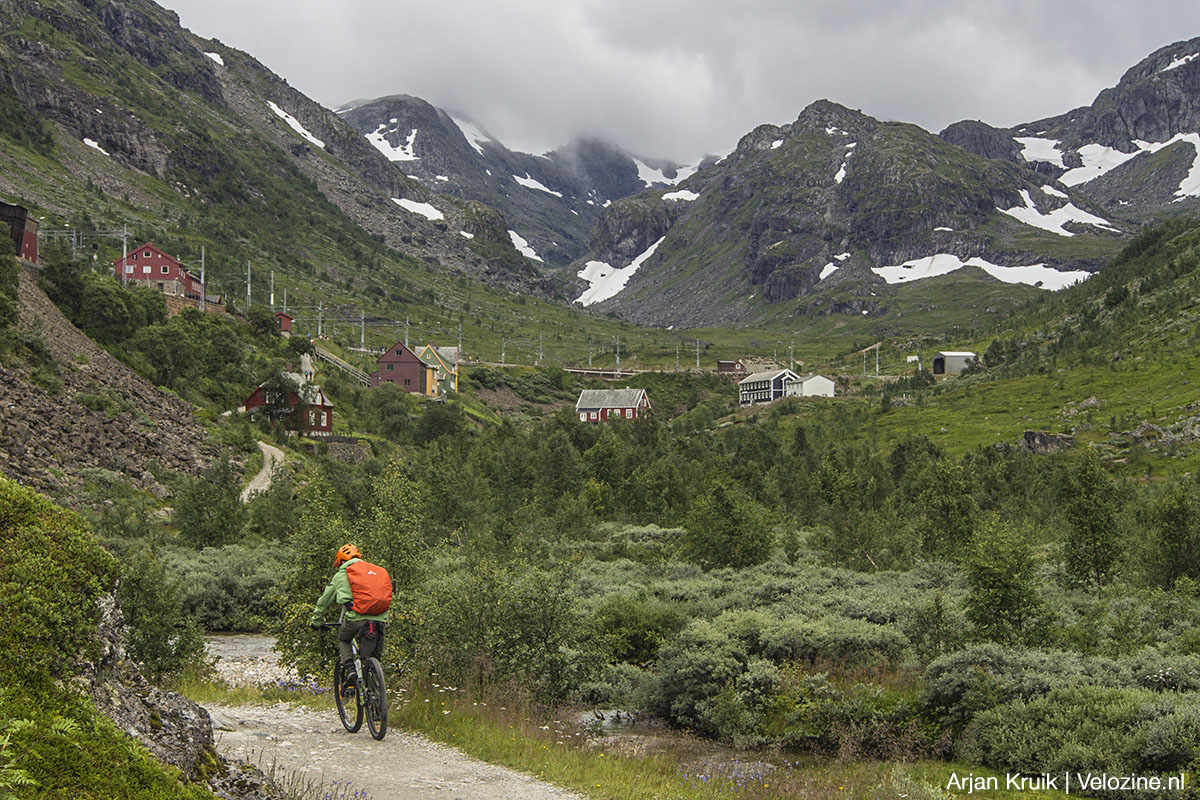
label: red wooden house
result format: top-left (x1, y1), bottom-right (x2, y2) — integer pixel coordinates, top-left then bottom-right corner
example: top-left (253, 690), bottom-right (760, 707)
top-left (242, 373), bottom-right (334, 434)
top-left (111, 242), bottom-right (204, 299)
top-left (372, 341), bottom-right (435, 396)
top-left (717, 359), bottom-right (747, 374)
top-left (276, 312), bottom-right (294, 337)
top-left (0, 202), bottom-right (39, 264)
top-left (575, 388), bottom-right (651, 422)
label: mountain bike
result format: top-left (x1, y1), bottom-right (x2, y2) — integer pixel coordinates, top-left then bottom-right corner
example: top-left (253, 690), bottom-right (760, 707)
top-left (321, 622), bottom-right (388, 740)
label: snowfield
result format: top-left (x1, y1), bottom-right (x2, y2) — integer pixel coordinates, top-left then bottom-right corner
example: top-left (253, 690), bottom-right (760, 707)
top-left (266, 101), bottom-right (324, 149)
top-left (513, 174), bottom-right (562, 197)
top-left (871, 254), bottom-right (1089, 290)
top-left (367, 125), bottom-right (419, 161)
top-left (1014, 137), bottom-right (1065, 168)
top-left (391, 197), bottom-right (444, 221)
top-left (575, 237), bottom-right (664, 306)
top-left (998, 189), bottom-right (1116, 237)
top-left (451, 116), bottom-right (492, 156)
top-left (508, 230), bottom-right (543, 262)
top-left (662, 189), bottom-right (699, 202)
top-left (203, 52), bottom-right (224, 66)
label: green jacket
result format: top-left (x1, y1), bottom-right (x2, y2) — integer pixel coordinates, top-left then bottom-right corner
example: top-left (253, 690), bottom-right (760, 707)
top-left (311, 558), bottom-right (389, 625)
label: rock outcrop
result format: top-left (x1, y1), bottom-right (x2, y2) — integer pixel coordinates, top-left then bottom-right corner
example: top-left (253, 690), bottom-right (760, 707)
top-left (1022, 430), bottom-right (1075, 454)
top-left (79, 592), bottom-right (283, 799)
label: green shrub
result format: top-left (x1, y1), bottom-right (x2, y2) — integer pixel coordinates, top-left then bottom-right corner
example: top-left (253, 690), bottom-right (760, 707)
top-left (589, 592), bottom-right (686, 666)
top-left (117, 550), bottom-right (206, 682)
top-left (162, 543), bottom-right (290, 632)
top-left (0, 476), bottom-right (118, 684)
top-left (966, 686), bottom-right (1200, 784)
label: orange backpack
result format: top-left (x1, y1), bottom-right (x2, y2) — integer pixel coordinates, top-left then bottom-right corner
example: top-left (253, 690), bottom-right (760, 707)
top-left (345, 560), bottom-right (393, 615)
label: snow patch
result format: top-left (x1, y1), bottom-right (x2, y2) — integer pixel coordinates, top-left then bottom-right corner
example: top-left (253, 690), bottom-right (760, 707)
top-left (1162, 52), bottom-right (1199, 72)
top-left (998, 189), bottom-right (1116, 237)
top-left (1059, 143), bottom-right (1141, 186)
top-left (819, 262), bottom-right (838, 280)
top-left (450, 116), bottom-right (492, 157)
top-left (826, 126), bottom-right (849, 136)
top-left (391, 197), bottom-right (444, 221)
top-left (835, 252), bottom-right (851, 261)
top-left (662, 189), bottom-right (699, 202)
top-left (872, 253), bottom-right (1089, 291)
top-left (203, 52), bottom-right (224, 66)
top-left (436, 175), bottom-right (449, 182)
top-left (367, 125), bottom-right (418, 161)
top-left (83, 138), bottom-right (109, 156)
top-left (634, 160), bottom-right (694, 187)
top-left (1014, 137), bottom-right (1065, 168)
top-left (513, 173), bottom-right (563, 197)
top-left (508, 230), bottom-right (543, 262)
top-left (771, 139), bottom-right (783, 149)
top-left (934, 226), bottom-right (953, 232)
top-left (1134, 134), bottom-right (1200, 198)
top-left (575, 237), bottom-right (664, 306)
top-left (267, 101), bottom-right (324, 149)
top-left (459, 231), bottom-right (475, 239)
top-left (1041, 184), bottom-right (1068, 199)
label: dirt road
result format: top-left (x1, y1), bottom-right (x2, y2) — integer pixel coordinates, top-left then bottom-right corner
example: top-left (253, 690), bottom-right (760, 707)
top-left (207, 703), bottom-right (585, 800)
top-left (203, 636), bottom-right (584, 800)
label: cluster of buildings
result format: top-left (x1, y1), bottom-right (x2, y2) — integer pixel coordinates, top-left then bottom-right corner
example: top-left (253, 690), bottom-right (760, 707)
top-left (737, 369), bottom-right (835, 406)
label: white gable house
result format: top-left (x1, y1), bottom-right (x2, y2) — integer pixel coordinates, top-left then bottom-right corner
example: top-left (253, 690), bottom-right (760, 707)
top-left (785, 374), bottom-right (836, 398)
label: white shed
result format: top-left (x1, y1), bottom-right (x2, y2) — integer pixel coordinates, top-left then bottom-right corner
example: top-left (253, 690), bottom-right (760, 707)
top-left (932, 351), bottom-right (976, 376)
top-left (785, 374), bottom-right (835, 398)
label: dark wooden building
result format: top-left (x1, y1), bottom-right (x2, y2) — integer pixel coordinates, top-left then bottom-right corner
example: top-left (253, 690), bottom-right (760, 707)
top-left (575, 388), bottom-right (651, 422)
top-left (1, 202), bottom-right (39, 264)
top-left (242, 374), bottom-right (334, 434)
top-left (716, 359), bottom-right (747, 374)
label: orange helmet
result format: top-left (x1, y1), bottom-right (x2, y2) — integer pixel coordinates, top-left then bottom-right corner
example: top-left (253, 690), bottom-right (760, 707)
top-left (334, 543), bottom-right (361, 567)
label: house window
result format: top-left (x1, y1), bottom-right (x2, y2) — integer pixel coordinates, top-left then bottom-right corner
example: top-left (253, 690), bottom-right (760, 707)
top-left (161, 265), bottom-right (170, 274)
top-left (319, 412), bottom-right (327, 428)
top-left (386, 363), bottom-right (394, 371)
top-left (142, 265), bottom-right (150, 274)
top-left (589, 412), bottom-right (597, 420)
top-left (131, 253), bottom-right (137, 261)
top-left (626, 408), bottom-right (634, 418)
top-left (579, 413), bottom-right (587, 422)
top-left (404, 378), bottom-right (411, 386)
top-left (124, 265), bottom-right (133, 274)
top-left (144, 250), bottom-right (151, 257)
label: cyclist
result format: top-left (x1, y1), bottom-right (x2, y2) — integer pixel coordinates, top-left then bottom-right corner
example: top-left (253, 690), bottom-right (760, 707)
top-left (310, 543), bottom-right (388, 688)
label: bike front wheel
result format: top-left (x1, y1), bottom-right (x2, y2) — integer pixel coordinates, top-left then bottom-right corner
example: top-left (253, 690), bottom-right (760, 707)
top-left (363, 657), bottom-right (388, 740)
top-left (333, 659), bottom-right (363, 733)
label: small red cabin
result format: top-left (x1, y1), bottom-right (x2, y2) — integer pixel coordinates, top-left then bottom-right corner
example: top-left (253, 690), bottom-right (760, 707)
top-left (276, 312), bottom-right (294, 336)
top-left (575, 388), bottom-right (651, 422)
top-left (112, 242), bottom-right (204, 299)
top-left (717, 359), bottom-right (747, 374)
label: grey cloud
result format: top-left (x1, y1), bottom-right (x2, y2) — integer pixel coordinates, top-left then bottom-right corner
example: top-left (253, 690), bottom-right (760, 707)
top-left (164, 0), bottom-right (1200, 161)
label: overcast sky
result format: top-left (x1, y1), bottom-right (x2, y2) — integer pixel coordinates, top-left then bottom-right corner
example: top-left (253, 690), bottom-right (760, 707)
top-left (161, 1), bottom-right (1200, 162)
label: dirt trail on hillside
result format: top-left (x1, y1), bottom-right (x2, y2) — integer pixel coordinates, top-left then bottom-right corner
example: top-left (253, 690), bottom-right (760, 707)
top-left (240, 441), bottom-right (284, 502)
top-left (204, 637), bottom-right (584, 800)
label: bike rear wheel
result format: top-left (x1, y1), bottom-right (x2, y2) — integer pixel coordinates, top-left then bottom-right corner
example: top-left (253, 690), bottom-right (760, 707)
top-left (363, 657), bottom-right (388, 740)
top-left (333, 659), bottom-right (363, 733)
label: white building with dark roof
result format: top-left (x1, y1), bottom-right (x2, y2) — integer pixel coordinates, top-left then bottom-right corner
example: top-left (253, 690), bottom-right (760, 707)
top-left (738, 368), bottom-right (801, 406)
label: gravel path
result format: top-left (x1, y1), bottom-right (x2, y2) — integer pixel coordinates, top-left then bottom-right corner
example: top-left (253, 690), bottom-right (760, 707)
top-left (204, 636), bottom-right (585, 800)
top-left (240, 441), bottom-right (284, 502)
top-left (206, 703), bottom-right (586, 800)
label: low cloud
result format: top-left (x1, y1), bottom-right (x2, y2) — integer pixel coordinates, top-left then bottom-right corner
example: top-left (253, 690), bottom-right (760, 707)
top-left (165, 0), bottom-right (1200, 161)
